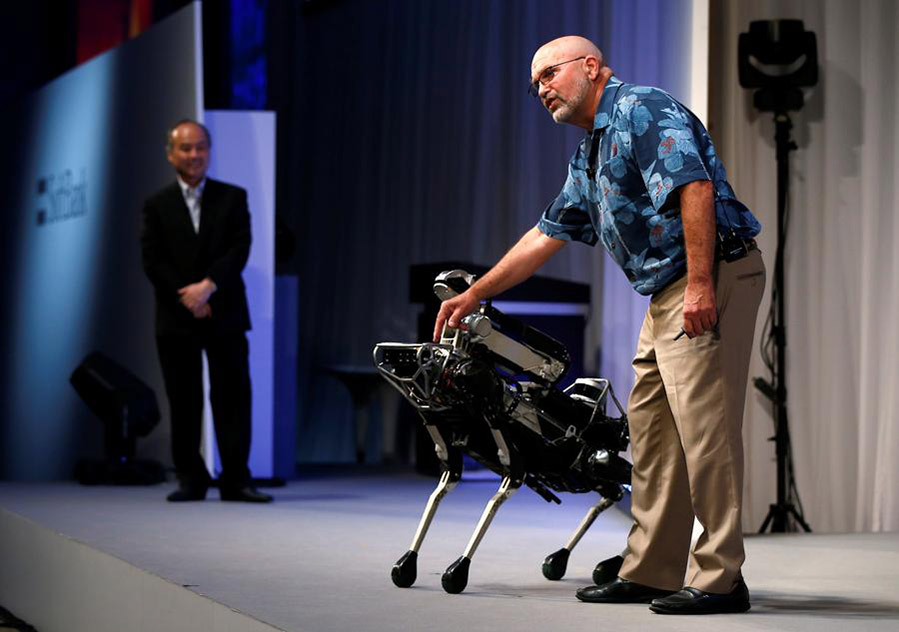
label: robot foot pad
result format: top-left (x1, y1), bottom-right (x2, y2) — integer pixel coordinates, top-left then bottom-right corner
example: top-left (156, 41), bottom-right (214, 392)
top-left (592, 554), bottom-right (625, 586)
top-left (391, 550), bottom-right (418, 588)
top-left (542, 547), bottom-right (571, 581)
top-left (441, 556), bottom-right (471, 594)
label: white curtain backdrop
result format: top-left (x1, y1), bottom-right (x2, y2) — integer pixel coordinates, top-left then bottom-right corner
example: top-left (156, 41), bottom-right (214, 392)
top-left (711, 0), bottom-right (899, 532)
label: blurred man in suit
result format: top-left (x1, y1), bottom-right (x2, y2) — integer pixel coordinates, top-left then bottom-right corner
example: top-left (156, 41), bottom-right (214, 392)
top-left (141, 119), bottom-right (270, 503)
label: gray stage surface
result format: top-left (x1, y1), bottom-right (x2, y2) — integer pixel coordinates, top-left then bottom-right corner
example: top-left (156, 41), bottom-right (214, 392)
top-left (1, 473), bottom-right (898, 631)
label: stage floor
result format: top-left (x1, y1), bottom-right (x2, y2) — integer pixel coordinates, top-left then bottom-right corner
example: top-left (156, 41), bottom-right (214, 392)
top-left (1, 473), bottom-right (898, 631)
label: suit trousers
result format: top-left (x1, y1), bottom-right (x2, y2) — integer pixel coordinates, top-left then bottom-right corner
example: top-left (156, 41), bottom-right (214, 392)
top-left (617, 249), bottom-right (765, 593)
top-left (156, 331), bottom-right (252, 488)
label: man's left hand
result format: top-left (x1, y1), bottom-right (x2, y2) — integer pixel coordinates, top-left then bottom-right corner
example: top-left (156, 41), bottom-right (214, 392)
top-left (682, 279), bottom-right (717, 338)
top-left (178, 278), bottom-right (216, 311)
top-left (190, 303), bottom-right (212, 319)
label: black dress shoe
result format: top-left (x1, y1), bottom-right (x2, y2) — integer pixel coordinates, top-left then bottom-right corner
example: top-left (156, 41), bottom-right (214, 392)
top-left (649, 580), bottom-right (751, 614)
top-left (576, 577), bottom-right (674, 603)
top-left (219, 486), bottom-right (273, 503)
top-left (166, 486), bottom-right (208, 502)
top-left (592, 555), bottom-right (625, 585)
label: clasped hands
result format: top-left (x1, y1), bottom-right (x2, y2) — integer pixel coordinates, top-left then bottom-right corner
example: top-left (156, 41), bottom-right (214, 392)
top-left (178, 278), bottom-right (216, 319)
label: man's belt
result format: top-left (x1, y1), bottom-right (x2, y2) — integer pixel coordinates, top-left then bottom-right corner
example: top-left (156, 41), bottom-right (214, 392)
top-left (718, 236), bottom-right (758, 263)
top-left (654, 237), bottom-right (760, 296)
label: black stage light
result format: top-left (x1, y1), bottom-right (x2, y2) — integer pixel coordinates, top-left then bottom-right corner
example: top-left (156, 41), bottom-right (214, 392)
top-left (70, 352), bottom-right (165, 485)
top-left (738, 19), bottom-right (817, 534)
top-left (738, 20), bottom-right (818, 112)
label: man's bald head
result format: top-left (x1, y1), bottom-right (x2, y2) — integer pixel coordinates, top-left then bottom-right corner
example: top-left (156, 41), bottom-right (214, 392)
top-left (530, 36), bottom-right (611, 130)
top-left (531, 36), bottom-right (605, 78)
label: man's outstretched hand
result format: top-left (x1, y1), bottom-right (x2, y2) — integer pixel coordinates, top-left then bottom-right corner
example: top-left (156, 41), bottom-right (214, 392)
top-left (433, 290), bottom-right (481, 342)
top-left (429, 227), bottom-right (567, 342)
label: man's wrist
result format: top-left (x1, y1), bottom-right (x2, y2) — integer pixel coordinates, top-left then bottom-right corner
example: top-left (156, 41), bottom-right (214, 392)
top-left (203, 278), bottom-right (217, 294)
top-left (686, 273), bottom-right (713, 286)
top-left (467, 283), bottom-right (486, 303)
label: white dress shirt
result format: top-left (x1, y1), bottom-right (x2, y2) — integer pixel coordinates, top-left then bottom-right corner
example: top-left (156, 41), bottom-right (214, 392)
top-left (176, 175), bottom-right (206, 233)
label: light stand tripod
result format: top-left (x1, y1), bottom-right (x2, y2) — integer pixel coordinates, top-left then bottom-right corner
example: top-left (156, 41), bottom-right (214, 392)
top-left (738, 19), bottom-right (818, 533)
top-left (756, 113), bottom-right (811, 533)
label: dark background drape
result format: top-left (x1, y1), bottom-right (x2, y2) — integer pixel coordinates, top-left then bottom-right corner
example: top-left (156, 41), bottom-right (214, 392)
top-left (271, 0), bottom-right (693, 462)
top-left (0, 0), bottom-right (694, 470)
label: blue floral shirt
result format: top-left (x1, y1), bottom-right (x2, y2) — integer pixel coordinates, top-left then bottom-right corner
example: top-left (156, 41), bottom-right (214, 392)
top-left (537, 76), bottom-right (761, 295)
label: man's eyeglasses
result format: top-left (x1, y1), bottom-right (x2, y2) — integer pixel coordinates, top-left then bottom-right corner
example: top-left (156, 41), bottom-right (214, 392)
top-left (528, 56), bottom-right (586, 97)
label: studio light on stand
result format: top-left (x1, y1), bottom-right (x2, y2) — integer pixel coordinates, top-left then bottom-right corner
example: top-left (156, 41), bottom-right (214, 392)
top-left (739, 20), bottom-right (816, 533)
top-left (70, 352), bottom-right (166, 485)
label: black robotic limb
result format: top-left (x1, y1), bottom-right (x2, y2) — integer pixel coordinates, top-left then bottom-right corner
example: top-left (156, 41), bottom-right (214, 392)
top-left (442, 474), bottom-right (522, 594)
top-left (375, 269), bottom-right (633, 593)
top-left (542, 493), bottom-right (618, 581)
top-left (443, 412), bottom-right (527, 594)
top-left (392, 432), bottom-right (463, 588)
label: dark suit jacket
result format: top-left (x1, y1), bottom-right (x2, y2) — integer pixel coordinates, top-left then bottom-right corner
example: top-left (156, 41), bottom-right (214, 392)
top-left (140, 178), bottom-right (252, 335)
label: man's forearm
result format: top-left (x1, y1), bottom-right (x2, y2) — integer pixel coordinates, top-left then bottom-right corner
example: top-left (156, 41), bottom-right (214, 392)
top-left (680, 179), bottom-right (718, 337)
top-left (681, 180), bottom-right (716, 284)
top-left (470, 226), bottom-right (566, 300)
top-left (433, 226), bottom-right (565, 340)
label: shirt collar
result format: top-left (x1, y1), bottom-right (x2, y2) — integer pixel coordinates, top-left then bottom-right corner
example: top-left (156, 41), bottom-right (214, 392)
top-left (176, 174), bottom-right (206, 198)
top-left (592, 75), bottom-right (623, 131)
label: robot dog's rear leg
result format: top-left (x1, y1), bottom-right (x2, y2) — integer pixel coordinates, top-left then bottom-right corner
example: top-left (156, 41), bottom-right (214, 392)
top-left (441, 475), bottom-right (521, 594)
top-left (542, 496), bottom-right (616, 581)
top-left (391, 442), bottom-right (462, 588)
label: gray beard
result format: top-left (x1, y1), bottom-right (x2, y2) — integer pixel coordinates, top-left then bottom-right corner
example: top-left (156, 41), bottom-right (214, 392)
top-left (550, 74), bottom-right (592, 124)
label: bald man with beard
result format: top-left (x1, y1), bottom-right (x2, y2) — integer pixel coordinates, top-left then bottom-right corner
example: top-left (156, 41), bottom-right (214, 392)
top-left (433, 36), bottom-right (764, 615)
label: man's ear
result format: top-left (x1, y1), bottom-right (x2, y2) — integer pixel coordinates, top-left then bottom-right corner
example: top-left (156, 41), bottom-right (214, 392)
top-left (584, 55), bottom-right (601, 81)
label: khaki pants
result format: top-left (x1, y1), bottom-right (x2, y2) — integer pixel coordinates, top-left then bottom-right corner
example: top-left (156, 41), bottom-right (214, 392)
top-left (618, 249), bottom-right (765, 593)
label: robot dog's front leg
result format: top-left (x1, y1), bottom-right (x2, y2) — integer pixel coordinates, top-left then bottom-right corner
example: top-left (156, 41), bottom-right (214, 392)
top-left (542, 495), bottom-right (617, 581)
top-left (391, 428), bottom-right (462, 588)
top-left (441, 474), bottom-right (522, 594)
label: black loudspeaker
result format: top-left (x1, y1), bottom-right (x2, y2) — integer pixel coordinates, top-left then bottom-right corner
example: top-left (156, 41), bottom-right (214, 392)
top-left (70, 352), bottom-right (165, 485)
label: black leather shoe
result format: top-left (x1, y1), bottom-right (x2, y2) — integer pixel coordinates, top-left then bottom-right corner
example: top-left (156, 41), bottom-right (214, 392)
top-left (166, 486), bottom-right (208, 502)
top-left (576, 577), bottom-right (674, 603)
top-left (649, 580), bottom-right (751, 614)
top-left (592, 555), bottom-right (625, 585)
top-left (219, 486), bottom-right (273, 503)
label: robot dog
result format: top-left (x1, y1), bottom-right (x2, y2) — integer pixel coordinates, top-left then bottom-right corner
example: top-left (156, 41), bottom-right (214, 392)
top-left (373, 270), bottom-right (631, 594)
